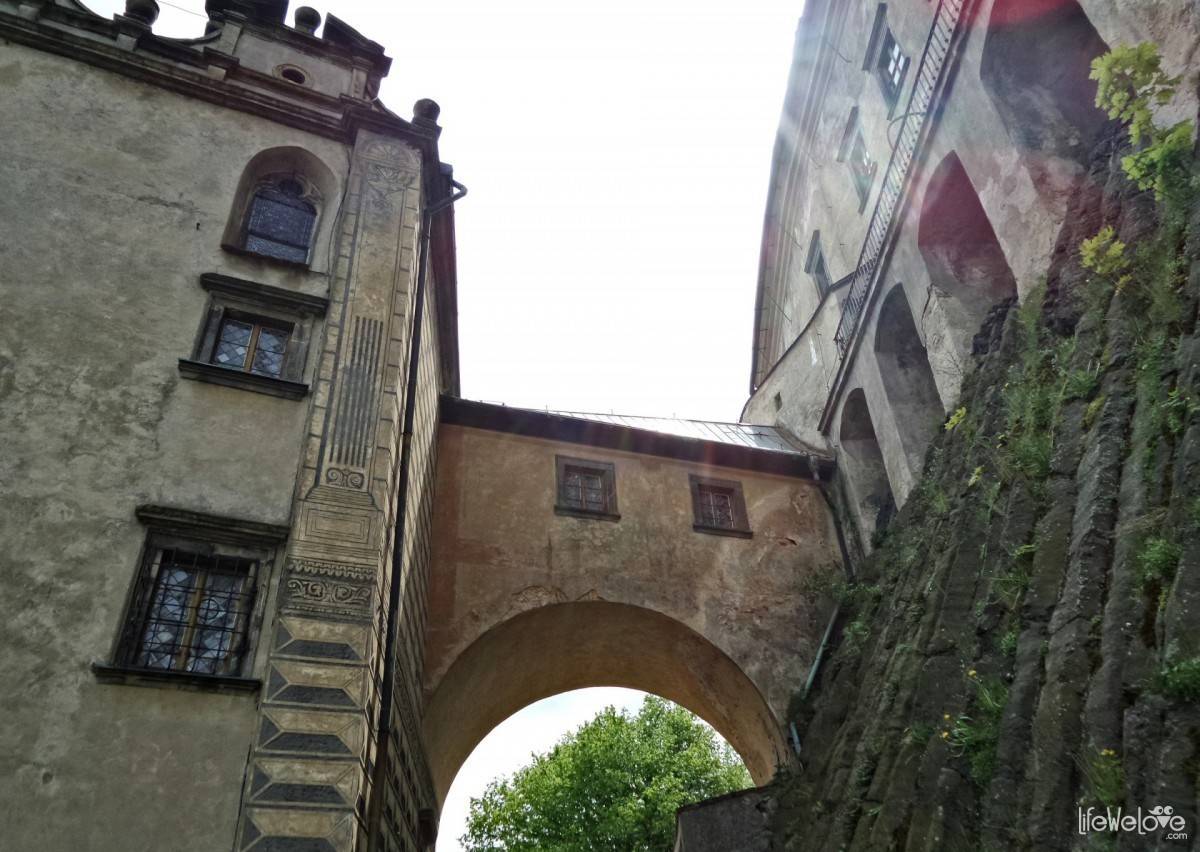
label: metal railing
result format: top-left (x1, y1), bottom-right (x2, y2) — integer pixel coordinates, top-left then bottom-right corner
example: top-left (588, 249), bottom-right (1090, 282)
top-left (832, 0), bottom-right (967, 355)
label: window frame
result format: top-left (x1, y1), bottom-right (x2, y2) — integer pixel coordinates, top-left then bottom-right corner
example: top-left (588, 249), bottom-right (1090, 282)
top-left (837, 108), bottom-right (877, 212)
top-left (688, 474), bottom-right (752, 538)
top-left (178, 273), bottom-right (328, 400)
top-left (863, 5), bottom-right (909, 116)
top-left (93, 505), bottom-right (289, 692)
top-left (805, 231), bottom-right (833, 299)
top-left (554, 455), bottom-right (620, 521)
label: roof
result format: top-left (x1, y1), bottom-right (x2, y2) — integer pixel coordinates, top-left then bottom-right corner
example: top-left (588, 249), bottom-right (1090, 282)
top-left (543, 411), bottom-right (806, 456)
top-left (440, 397), bottom-right (835, 480)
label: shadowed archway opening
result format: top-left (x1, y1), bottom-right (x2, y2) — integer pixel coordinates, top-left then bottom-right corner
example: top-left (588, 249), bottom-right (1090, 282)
top-left (874, 285), bottom-right (943, 469)
top-left (422, 601), bottom-right (787, 806)
top-left (918, 152), bottom-right (1018, 352)
top-left (838, 389), bottom-right (895, 543)
top-left (980, 0), bottom-right (1109, 203)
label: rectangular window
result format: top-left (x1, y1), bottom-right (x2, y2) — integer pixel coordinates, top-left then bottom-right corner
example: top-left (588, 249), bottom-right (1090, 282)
top-left (100, 505), bottom-right (288, 687)
top-left (849, 130), bottom-right (876, 209)
top-left (555, 456), bottom-right (618, 520)
top-left (876, 28), bottom-right (908, 109)
top-left (130, 547), bottom-right (257, 674)
top-left (805, 232), bottom-right (833, 298)
top-left (689, 475), bottom-right (751, 537)
top-left (178, 273), bottom-right (329, 400)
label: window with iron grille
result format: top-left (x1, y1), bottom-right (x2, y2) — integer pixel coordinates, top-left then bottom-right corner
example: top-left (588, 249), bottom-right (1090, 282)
top-left (242, 178), bottom-right (318, 264)
top-left (875, 28), bottom-right (908, 109)
top-left (555, 456), bottom-right (618, 520)
top-left (122, 546), bottom-right (257, 674)
top-left (689, 474), bottom-right (751, 537)
top-left (98, 506), bottom-right (287, 687)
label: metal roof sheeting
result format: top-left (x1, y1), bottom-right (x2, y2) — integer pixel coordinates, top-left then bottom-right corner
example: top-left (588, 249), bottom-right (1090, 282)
top-left (536, 410), bottom-right (806, 456)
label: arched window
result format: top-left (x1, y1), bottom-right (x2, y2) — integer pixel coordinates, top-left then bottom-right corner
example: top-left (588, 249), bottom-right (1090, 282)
top-left (241, 177), bottom-right (318, 263)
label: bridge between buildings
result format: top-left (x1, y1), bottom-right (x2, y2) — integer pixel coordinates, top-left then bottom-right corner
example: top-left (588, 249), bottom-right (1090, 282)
top-left (421, 398), bottom-right (844, 801)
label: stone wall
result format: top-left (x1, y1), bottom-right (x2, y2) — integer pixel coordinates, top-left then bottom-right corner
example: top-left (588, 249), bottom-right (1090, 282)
top-left (766, 119), bottom-right (1200, 850)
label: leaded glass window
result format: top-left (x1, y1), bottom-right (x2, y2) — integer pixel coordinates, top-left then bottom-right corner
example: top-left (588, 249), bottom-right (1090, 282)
top-left (243, 178), bottom-right (317, 263)
top-left (212, 317), bottom-right (291, 378)
top-left (132, 548), bottom-right (256, 675)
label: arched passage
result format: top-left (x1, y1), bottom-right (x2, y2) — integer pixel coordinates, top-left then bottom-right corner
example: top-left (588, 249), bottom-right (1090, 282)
top-left (838, 389), bottom-right (895, 541)
top-left (874, 285), bottom-right (943, 468)
top-left (423, 601), bottom-right (787, 804)
top-left (918, 152), bottom-right (1018, 351)
top-left (980, 0), bottom-right (1109, 202)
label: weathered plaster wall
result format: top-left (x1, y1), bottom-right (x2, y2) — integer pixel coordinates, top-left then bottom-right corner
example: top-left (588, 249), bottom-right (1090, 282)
top-left (422, 425), bottom-right (842, 798)
top-left (0, 40), bottom-right (350, 850)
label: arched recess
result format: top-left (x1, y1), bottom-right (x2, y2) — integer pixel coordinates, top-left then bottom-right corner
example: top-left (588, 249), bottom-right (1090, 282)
top-left (838, 389), bottom-right (895, 541)
top-left (917, 152), bottom-right (1018, 351)
top-left (980, 0), bottom-right (1109, 202)
top-left (221, 146), bottom-right (340, 269)
top-left (874, 285), bottom-right (943, 468)
top-left (423, 601), bottom-right (787, 804)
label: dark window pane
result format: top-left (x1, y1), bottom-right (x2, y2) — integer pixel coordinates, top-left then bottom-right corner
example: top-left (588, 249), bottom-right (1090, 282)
top-left (251, 347), bottom-right (284, 378)
top-left (244, 183), bottom-right (316, 263)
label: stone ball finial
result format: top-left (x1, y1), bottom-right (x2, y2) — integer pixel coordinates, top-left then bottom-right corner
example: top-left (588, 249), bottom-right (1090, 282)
top-left (413, 98), bottom-right (441, 124)
top-left (124, 0), bottom-right (159, 25)
top-left (294, 6), bottom-right (321, 35)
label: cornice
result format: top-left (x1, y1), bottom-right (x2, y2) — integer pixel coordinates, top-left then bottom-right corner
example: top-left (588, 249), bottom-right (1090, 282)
top-left (0, 9), bottom-right (440, 164)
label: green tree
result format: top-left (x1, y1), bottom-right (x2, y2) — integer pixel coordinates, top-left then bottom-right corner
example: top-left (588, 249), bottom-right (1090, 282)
top-left (461, 696), bottom-right (752, 851)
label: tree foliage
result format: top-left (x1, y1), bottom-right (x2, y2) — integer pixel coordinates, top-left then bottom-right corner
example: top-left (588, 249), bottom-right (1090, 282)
top-left (461, 696), bottom-right (751, 851)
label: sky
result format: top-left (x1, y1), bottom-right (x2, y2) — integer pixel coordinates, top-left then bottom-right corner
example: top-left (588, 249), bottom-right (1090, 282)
top-left (84, 0), bottom-right (800, 846)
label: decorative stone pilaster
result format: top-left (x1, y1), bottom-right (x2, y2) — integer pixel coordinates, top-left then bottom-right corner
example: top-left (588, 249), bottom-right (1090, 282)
top-left (236, 131), bottom-right (423, 852)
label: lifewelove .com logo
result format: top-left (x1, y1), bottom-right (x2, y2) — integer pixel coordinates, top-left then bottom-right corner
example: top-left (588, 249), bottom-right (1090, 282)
top-left (1078, 805), bottom-right (1189, 841)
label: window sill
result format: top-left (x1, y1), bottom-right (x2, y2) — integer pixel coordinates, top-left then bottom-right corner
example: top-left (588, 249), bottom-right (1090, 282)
top-left (555, 505), bottom-right (621, 523)
top-left (178, 359), bottom-right (309, 400)
top-left (91, 662), bottom-right (262, 694)
top-left (693, 524), bottom-right (753, 539)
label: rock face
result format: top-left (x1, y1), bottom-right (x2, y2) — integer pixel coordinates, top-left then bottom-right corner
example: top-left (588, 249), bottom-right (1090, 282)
top-left (768, 124), bottom-right (1200, 850)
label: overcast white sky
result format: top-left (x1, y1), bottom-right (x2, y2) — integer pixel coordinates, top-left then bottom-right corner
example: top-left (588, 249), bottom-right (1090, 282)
top-left (87, 0), bottom-right (800, 846)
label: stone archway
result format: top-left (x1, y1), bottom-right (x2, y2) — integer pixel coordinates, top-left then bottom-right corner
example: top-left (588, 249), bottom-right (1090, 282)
top-left (874, 285), bottom-right (943, 471)
top-left (838, 389), bottom-right (895, 544)
top-left (980, 0), bottom-right (1109, 204)
top-left (917, 152), bottom-right (1018, 353)
top-left (423, 601), bottom-right (787, 803)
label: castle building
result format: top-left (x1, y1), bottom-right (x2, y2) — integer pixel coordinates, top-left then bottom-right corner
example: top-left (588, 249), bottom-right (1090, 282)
top-left (743, 0), bottom-right (1198, 552)
top-left (0, 2), bottom-right (838, 850)
top-left (2, 0), bottom-right (1197, 850)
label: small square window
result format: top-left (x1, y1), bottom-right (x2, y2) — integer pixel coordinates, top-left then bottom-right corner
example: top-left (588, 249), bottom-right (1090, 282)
top-left (555, 456), bottom-right (619, 520)
top-left (178, 273), bottom-right (328, 400)
top-left (875, 28), bottom-right (908, 110)
top-left (97, 505), bottom-right (288, 689)
top-left (689, 475), bottom-right (751, 538)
